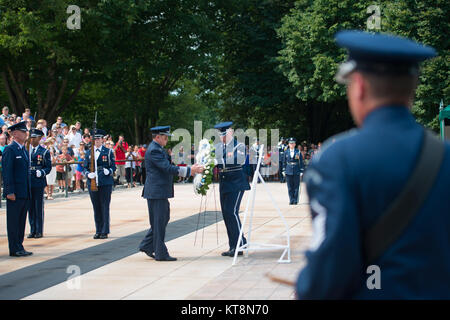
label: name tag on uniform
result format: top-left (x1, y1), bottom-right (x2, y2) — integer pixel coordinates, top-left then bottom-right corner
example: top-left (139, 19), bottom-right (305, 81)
top-left (16, 156), bottom-right (22, 159)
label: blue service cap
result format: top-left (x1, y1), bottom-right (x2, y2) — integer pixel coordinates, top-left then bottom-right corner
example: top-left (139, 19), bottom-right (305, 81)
top-left (335, 30), bottom-right (437, 83)
top-left (30, 128), bottom-right (44, 138)
top-left (288, 137), bottom-right (296, 143)
top-left (90, 129), bottom-right (107, 139)
top-left (150, 126), bottom-right (173, 136)
top-left (8, 121), bottom-right (28, 132)
top-left (214, 121), bottom-right (233, 136)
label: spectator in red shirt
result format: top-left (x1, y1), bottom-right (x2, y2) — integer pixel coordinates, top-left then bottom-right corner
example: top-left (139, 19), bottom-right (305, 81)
top-left (114, 135), bottom-right (128, 185)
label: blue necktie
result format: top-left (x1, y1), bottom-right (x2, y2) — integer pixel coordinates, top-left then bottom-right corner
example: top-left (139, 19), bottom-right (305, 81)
top-left (22, 147), bottom-right (29, 162)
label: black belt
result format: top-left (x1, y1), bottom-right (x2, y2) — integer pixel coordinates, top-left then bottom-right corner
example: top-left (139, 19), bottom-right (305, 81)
top-left (220, 166), bottom-right (243, 173)
top-left (30, 166), bottom-right (43, 170)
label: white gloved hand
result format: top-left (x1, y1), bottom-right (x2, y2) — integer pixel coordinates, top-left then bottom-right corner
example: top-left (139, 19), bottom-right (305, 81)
top-left (282, 171), bottom-right (286, 177)
top-left (103, 168), bottom-right (110, 176)
top-left (87, 172), bottom-right (97, 179)
top-left (36, 170), bottom-right (42, 178)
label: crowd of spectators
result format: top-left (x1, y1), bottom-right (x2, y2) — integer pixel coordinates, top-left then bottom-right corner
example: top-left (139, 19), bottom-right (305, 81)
top-left (0, 106), bottom-right (148, 199)
top-left (0, 104), bottom-right (323, 197)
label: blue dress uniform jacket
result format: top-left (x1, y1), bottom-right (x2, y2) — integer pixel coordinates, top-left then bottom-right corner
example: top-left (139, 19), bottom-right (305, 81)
top-left (30, 145), bottom-right (52, 188)
top-left (297, 106), bottom-right (450, 299)
top-left (2, 141), bottom-right (32, 254)
top-left (283, 148), bottom-right (304, 175)
top-left (28, 145), bottom-right (52, 235)
top-left (83, 146), bottom-right (116, 186)
top-left (83, 145), bottom-right (116, 235)
top-left (215, 138), bottom-right (251, 194)
top-left (2, 142), bottom-right (31, 199)
top-left (142, 140), bottom-right (190, 199)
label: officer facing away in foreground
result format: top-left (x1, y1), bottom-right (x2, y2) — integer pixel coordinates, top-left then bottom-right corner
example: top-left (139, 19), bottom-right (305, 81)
top-left (296, 30), bottom-right (450, 299)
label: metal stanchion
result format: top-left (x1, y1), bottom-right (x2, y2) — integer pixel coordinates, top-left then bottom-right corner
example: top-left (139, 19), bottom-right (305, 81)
top-left (65, 163), bottom-right (69, 198)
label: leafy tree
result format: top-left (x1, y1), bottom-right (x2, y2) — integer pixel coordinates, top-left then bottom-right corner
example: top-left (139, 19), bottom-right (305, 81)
top-left (277, 0), bottom-right (449, 141)
top-left (98, 0), bottom-right (221, 144)
top-left (0, 0), bottom-right (104, 122)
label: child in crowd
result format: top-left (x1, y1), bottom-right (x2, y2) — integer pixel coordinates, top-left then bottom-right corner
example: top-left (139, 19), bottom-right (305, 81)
top-left (125, 145), bottom-right (136, 188)
top-left (56, 146), bottom-right (73, 192)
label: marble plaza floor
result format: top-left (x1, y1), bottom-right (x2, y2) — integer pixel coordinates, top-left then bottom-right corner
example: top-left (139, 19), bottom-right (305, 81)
top-left (0, 182), bottom-right (312, 300)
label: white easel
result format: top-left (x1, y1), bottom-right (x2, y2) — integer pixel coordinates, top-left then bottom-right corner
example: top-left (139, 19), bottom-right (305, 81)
top-left (232, 144), bottom-right (291, 265)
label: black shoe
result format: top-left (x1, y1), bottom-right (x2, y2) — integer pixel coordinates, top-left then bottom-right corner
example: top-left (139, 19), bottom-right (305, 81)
top-left (93, 233), bottom-right (101, 239)
top-left (99, 234), bottom-right (108, 239)
top-left (221, 249), bottom-right (243, 257)
top-left (35, 233), bottom-right (43, 238)
top-left (155, 255), bottom-right (177, 261)
top-left (27, 233), bottom-right (36, 239)
top-left (10, 250), bottom-right (33, 257)
top-left (140, 249), bottom-right (155, 258)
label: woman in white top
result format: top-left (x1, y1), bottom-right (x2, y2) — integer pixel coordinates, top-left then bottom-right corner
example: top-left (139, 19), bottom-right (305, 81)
top-left (44, 138), bottom-right (58, 200)
top-left (125, 146), bottom-right (137, 188)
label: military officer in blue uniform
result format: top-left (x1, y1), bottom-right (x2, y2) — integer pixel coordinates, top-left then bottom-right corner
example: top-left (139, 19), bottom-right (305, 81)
top-left (139, 126), bottom-right (203, 261)
top-left (27, 128), bottom-right (52, 238)
top-left (2, 121), bottom-right (33, 257)
top-left (283, 137), bottom-right (304, 205)
top-left (278, 138), bottom-right (287, 182)
top-left (296, 30), bottom-right (450, 299)
top-left (214, 122), bottom-right (251, 257)
top-left (83, 129), bottom-right (116, 239)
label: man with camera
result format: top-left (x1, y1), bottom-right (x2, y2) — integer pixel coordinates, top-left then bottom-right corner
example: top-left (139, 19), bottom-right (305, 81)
top-left (113, 135), bottom-right (128, 185)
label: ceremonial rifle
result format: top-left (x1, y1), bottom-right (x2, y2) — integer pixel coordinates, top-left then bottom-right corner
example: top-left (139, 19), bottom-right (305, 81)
top-left (90, 112), bottom-right (98, 191)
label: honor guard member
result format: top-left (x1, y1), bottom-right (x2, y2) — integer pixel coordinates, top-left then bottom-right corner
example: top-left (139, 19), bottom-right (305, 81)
top-left (27, 129), bottom-right (51, 238)
top-left (296, 31), bottom-right (450, 299)
top-left (283, 137), bottom-right (304, 205)
top-left (278, 138), bottom-right (287, 182)
top-left (83, 129), bottom-right (116, 239)
top-left (2, 122), bottom-right (33, 257)
top-left (214, 122), bottom-right (251, 257)
top-left (139, 126), bottom-right (203, 261)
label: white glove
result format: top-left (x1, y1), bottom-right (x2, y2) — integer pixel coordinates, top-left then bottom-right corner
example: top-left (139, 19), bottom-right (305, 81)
top-left (36, 170), bottom-right (42, 178)
top-left (103, 168), bottom-right (110, 176)
top-left (282, 171), bottom-right (286, 177)
top-left (87, 172), bottom-right (97, 179)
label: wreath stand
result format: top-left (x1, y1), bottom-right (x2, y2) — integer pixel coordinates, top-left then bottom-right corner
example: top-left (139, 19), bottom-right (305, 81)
top-left (193, 179), bottom-right (220, 247)
top-left (232, 144), bottom-right (291, 265)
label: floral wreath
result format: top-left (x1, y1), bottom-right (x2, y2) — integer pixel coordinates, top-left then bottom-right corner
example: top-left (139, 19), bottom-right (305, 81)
top-left (193, 139), bottom-right (216, 196)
